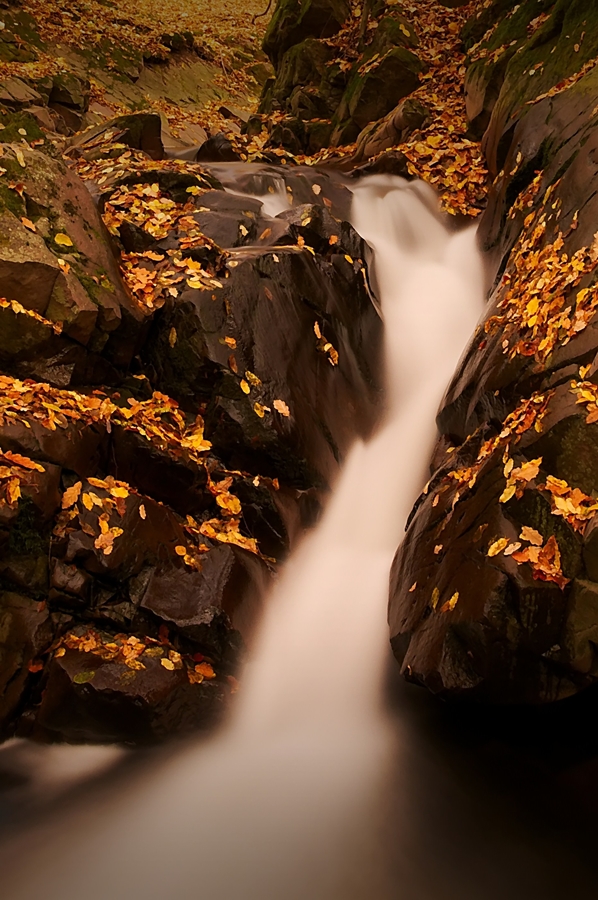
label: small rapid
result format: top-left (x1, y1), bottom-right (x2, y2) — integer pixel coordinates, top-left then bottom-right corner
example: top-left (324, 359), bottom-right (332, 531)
top-left (3, 175), bottom-right (484, 900)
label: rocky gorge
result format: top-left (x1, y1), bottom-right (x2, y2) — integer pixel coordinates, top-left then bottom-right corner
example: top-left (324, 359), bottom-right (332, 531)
top-left (0, 0), bottom-right (597, 751)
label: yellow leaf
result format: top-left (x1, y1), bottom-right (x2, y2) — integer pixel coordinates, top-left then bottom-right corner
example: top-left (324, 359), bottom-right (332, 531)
top-left (499, 484), bottom-right (516, 503)
top-left (161, 658), bottom-right (175, 670)
top-left (427, 135), bottom-right (442, 148)
top-left (54, 233), bottom-right (74, 247)
top-left (82, 492), bottom-right (94, 511)
top-left (6, 478), bottom-right (20, 505)
top-left (254, 402), bottom-right (266, 418)
top-left (273, 399), bottom-right (290, 417)
top-left (110, 486), bottom-right (129, 499)
top-left (195, 662), bottom-right (216, 679)
top-left (169, 327), bottom-right (177, 348)
top-left (62, 481), bottom-right (82, 509)
top-left (245, 370), bottom-right (262, 387)
top-left (314, 322), bottom-right (322, 339)
top-left (216, 493), bottom-right (242, 515)
top-left (240, 379), bottom-right (250, 394)
top-left (431, 587), bottom-right (440, 609)
top-left (441, 592), bottom-right (459, 613)
top-left (139, 503), bottom-right (147, 520)
top-left (223, 336), bottom-right (236, 349)
top-left (175, 545), bottom-right (187, 556)
top-left (488, 538), bottom-right (509, 557)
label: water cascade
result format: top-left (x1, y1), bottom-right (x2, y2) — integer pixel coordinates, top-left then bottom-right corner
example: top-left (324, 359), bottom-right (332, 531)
top-left (3, 175), bottom-right (485, 900)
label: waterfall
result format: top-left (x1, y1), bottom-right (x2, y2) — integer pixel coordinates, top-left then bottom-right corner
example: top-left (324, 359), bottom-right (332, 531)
top-left (2, 175), bottom-right (484, 900)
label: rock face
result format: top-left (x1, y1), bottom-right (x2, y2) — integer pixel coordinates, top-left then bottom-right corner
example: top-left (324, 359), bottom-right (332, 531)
top-left (390, 0), bottom-right (598, 703)
top-left (0, 117), bottom-right (382, 742)
top-left (259, 0), bottom-right (425, 153)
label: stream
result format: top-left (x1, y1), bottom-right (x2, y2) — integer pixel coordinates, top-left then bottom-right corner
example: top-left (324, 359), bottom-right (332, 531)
top-left (2, 171), bottom-right (598, 899)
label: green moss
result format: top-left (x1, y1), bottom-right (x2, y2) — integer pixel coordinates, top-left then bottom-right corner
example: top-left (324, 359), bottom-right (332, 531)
top-left (7, 498), bottom-right (49, 557)
top-left (0, 111), bottom-right (44, 145)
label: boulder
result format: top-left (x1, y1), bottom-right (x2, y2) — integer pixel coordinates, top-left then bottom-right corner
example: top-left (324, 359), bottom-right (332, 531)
top-left (260, 37), bottom-right (335, 116)
top-left (332, 47), bottom-right (425, 142)
top-left (350, 97), bottom-right (430, 166)
top-left (263, 0), bottom-right (351, 68)
top-left (0, 143), bottom-right (142, 373)
top-left (69, 113), bottom-right (165, 161)
top-left (33, 646), bottom-right (228, 743)
top-left (0, 592), bottom-right (54, 740)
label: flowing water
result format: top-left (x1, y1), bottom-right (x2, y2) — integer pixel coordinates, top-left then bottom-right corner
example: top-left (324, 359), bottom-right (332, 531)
top-left (2, 175), bottom-right (485, 900)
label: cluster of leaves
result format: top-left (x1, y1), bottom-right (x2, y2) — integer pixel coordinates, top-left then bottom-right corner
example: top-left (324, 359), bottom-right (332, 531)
top-left (487, 527), bottom-right (568, 590)
top-left (51, 626), bottom-right (217, 685)
top-left (486, 174), bottom-right (598, 363)
top-left (389, 0), bottom-right (489, 217)
top-left (0, 374), bottom-right (278, 558)
top-left (0, 448), bottom-right (45, 511)
top-left (55, 476), bottom-right (138, 557)
top-left (442, 391), bottom-right (553, 505)
top-left (422, 388), bottom-right (580, 592)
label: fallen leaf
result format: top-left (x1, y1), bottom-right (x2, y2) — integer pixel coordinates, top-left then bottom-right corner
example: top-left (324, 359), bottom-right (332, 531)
top-left (139, 504), bottom-right (147, 520)
top-left (441, 592), bottom-right (459, 613)
top-left (54, 233), bottom-right (73, 247)
top-left (488, 538), bottom-right (509, 557)
top-left (62, 481), bottom-right (82, 509)
top-left (520, 526), bottom-right (543, 545)
top-left (273, 399), bottom-right (290, 417)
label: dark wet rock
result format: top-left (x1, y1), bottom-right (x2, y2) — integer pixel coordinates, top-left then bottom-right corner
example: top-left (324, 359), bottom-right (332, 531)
top-left (0, 592), bottom-right (54, 740)
top-left (195, 133), bottom-right (241, 163)
top-left (0, 115), bottom-right (380, 743)
top-left (263, 0), bottom-right (351, 69)
top-left (390, 0), bottom-right (598, 704)
top-left (142, 217), bottom-right (381, 491)
top-left (33, 648), bottom-right (228, 743)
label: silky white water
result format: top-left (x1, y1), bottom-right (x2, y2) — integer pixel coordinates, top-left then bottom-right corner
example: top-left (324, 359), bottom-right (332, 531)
top-left (3, 175), bottom-right (484, 900)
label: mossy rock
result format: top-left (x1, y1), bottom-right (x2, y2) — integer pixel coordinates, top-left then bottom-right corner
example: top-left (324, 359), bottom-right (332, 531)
top-left (334, 46), bottom-right (425, 136)
top-left (263, 37), bottom-right (334, 113)
top-left (0, 110), bottom-right (45, 145)
top-left (263, 0), bottom-right (351, 68)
